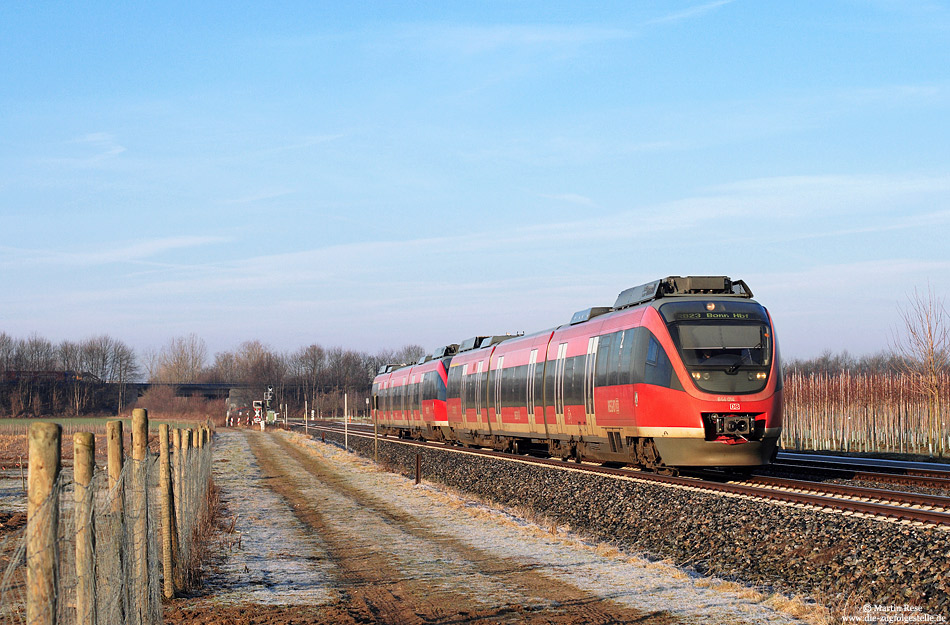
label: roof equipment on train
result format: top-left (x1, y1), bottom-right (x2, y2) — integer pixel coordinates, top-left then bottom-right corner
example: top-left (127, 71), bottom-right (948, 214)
top-left (614, 275), bottom-right (753, 311)
top-left (433, 344), bottom-right (459, 359)
top-left (570, 306), bottom-right (612, 325)
top-left (459, 336), bottom-right (487, 353)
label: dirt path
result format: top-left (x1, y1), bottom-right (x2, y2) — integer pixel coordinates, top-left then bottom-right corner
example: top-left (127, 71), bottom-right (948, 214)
top-left (251, 431), bottom-right (677, 624)
top-left (165, 430), bottom-right (809, 625)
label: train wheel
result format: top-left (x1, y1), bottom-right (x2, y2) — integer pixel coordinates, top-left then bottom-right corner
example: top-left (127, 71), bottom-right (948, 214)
top-left (635, 439), bottom-right (662, 470)
top-left (636, 439), bottom-right (679, 476)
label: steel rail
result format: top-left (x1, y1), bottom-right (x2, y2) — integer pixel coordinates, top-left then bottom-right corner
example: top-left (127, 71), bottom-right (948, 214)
top-left (767, 462), bottom-right (950, 491)
top-left (745, 475), bottom-right (950, 510)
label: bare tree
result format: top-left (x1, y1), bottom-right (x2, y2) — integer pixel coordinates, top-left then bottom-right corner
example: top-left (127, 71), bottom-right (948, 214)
top-left (394, 344), bottom-right (427, 366)
top-left (58, 340), bottom-right (82, 372)
top-left (292, 344), bottom-right (327, 409)
top-left (0, 332), bottom-right (15, 373)
top-left (891, 285), bottom-right (950, 456)
top-left (81, 335), bottom-right (113, 380)
top-left (109, 339), bottom-right (140, 413)
top-left (152, 334), bottom-right (208, 383)
top-left (206, 350), bottom-right (239, 383)
top-left (235, 340), bottom-right (286, 389)
top-left (23, 333), bottom-right (56, 370)
top-left (141, 346), bottom-right (160, 381)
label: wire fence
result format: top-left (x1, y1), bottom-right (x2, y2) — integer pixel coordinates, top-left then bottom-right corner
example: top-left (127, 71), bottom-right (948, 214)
top-left (0, 415), bottom-right (213, 625)
top-left (782, 371), bottom-right (950, 456)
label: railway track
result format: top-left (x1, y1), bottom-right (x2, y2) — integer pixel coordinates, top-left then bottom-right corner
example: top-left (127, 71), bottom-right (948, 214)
top-left (767, 453), bottom-right (950, 492)
top-left (284, 420), bottom-right (950, 527)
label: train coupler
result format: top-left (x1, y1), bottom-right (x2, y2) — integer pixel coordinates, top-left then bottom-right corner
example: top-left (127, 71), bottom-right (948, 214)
top-left (702, 413), bottom-right (760, 442)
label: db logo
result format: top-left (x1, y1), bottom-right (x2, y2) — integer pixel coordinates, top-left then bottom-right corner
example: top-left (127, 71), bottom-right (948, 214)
top-left (729, 403), bottom-right (741, 411)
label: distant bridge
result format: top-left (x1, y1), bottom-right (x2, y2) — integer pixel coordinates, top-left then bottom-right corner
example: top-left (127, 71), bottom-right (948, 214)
top-left (129, 382), bottom-right (256, 401)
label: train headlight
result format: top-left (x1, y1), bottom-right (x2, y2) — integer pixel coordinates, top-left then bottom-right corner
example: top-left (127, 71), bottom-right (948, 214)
top-left (756, 372), bottom-right (767, 380)
top-left (705, 302), bottom-right (716, 311)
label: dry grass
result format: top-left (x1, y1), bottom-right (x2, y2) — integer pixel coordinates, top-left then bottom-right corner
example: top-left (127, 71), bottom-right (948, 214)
top-left (185, 479), bottom-right (221, 591)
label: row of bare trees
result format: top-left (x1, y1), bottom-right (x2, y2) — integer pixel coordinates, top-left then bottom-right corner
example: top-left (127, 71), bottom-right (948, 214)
top-left (136, 336), bottom-right (426, 420)
top-left (0, 332), bottom-right (140, 415)
top-left (0, 329), bottom-right (426, 418)
top-left (0, 332), bottom-right (140, 382)
top-left (783, 286), bottom-right (950, 456)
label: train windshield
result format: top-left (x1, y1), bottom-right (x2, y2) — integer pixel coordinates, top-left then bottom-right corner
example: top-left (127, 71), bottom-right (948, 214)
top-left (659, 300), bottom-right (772, 394)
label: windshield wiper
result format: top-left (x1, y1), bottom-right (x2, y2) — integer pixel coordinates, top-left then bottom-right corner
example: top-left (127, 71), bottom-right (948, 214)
top-left (726, 344), bottom-right (760, 374)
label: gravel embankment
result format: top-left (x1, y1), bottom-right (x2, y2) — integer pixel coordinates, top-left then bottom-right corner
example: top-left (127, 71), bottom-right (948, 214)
top-left (320, 429), bottom-right (950, 619)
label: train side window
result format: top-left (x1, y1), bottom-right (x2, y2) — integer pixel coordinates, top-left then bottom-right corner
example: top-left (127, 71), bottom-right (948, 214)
top-left (544, 354), bottom-right (556, 409)
top-left (564, 356), bottom-right (583, 407)
top-left (447, 365), bottom-right (462, 401)
top-left (467, 368), bottom-right (477, 408)
top-left (595, 333), bottom-right (612, 387)
top-left (646, 336), bottom-right (658, 366)
top-left (514, 363), bottom-right (528, 409)
top-left (560, 356), bottom-right (572, 406)
top-left (609, 330), bottom-right (622, 387)
top-left (644, 333), bottom-right (679, 389)
top-left (619, 328), bottom-right (637, 385)
top-left (422, 371), bottom-right (432, 401)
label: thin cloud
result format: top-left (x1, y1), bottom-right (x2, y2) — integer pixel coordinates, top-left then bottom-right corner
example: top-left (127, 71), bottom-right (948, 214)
top-left (254, 134), bottom-right (346, 157)
top-left (0, 235), bottom-right (229, 268)
top-left (708, 173), bottom-right (950, 207)
top-left (223, 190), bottom-right (296, 205)
top-left (407, 23), bottom-right (631, 55)
top-left (539, 193), bottom-right (596, 207)
top-left (42, 133), bottom-right (128, 168)
top-left (646, 0), bottom-right (735, 25)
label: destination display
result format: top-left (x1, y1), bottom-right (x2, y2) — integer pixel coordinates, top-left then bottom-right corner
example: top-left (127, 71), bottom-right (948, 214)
top-left (674, 311), bottom-right (759, 321)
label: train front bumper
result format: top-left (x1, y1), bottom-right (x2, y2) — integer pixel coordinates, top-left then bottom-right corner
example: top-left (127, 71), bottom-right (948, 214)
top-left (652, 435), bottom-right (780, 467)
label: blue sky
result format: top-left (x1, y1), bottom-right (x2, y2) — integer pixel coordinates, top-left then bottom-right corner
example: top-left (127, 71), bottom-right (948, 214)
top-left (2, 1), bottom-right (949, 360)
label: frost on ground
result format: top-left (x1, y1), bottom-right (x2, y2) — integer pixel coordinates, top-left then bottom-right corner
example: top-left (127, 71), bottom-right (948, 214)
top-left (0, 471), bottom-right (26, 513)
top-left (203, 431), bottom-right (337, 606)
top-left (251, 429), bottom-right (820, 624)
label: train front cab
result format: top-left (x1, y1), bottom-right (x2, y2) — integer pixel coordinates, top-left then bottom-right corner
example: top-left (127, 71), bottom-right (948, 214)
top-left (637, 297), bottom-right (782, 468)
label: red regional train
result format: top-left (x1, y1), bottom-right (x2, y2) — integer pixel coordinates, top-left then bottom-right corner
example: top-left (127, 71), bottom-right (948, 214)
top-left (372, 276), bottom-right (782, 472)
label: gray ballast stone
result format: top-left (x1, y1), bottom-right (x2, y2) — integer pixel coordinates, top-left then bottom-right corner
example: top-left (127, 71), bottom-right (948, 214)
top-left (320, 430), bottom-right (950, 619)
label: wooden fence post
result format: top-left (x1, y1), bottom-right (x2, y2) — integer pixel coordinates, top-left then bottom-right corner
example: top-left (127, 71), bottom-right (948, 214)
top-left (172, 428), bottom-right (182, 535)
top-left (105, 420), bottom-right (125, 623)
top-left (27, 422), bottom-right (61, 625)
top-left (107, 421), bottom-right (123, 497)
top-left (181, 429), bottom-right (191, 536)
top-left (159, 424), bottom-right (178, 598)
top-left (131, 408), bottom-right (150, 623)
top-left (74, 431), bottom-right (95, 625)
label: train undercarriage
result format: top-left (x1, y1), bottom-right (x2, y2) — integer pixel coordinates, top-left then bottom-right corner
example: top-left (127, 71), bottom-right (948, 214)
top-left (378, 424), bottom-right (778, 476)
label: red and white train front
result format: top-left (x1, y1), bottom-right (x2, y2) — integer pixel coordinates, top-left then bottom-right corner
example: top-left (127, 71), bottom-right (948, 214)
top-left (632, 295), bottom-right (782, 467)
